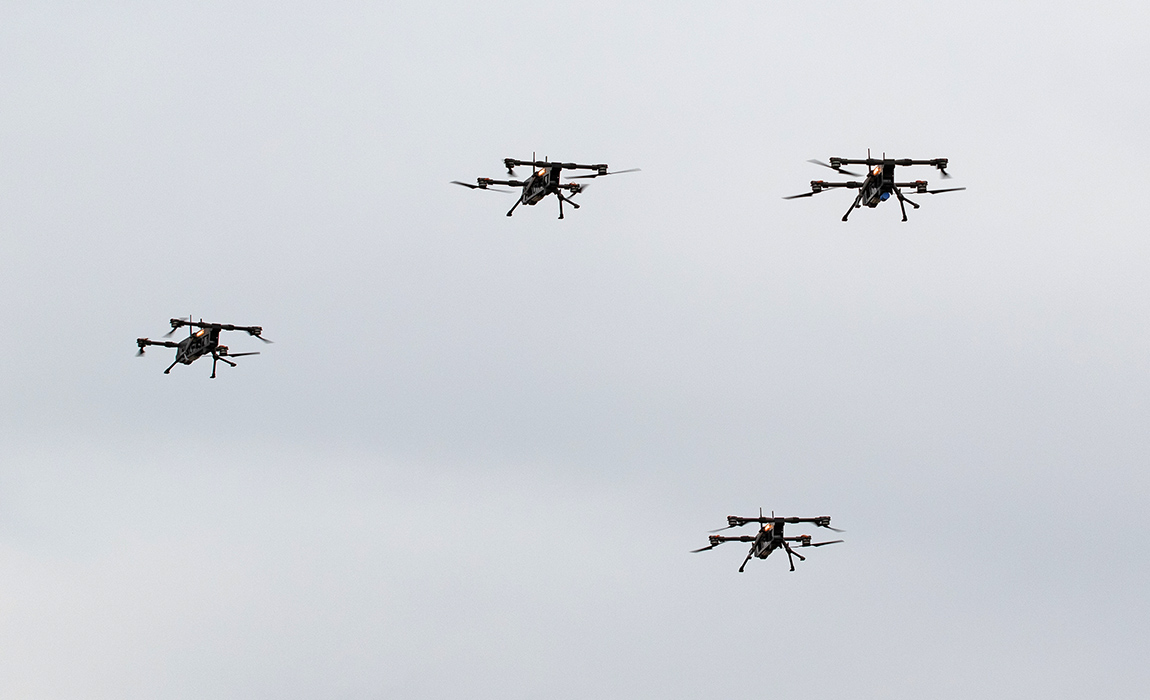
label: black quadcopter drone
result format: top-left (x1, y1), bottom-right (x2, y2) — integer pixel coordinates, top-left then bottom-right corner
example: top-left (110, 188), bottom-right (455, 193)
top-left (693, 510), bottom-right (843, 572)
top-left (785, 153), bottom-right (965, 221)
top-left (452, 156), bottom-right (639, 219)
top-left (136, 318), bottom-right (271, 378)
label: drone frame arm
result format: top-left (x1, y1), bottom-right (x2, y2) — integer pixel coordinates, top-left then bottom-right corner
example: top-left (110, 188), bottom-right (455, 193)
top-left (724, 515), bottom-right (837, 529)
top-left (137, 338), bottom-right (179, 350)
top-left (169, 319), bottom-right (265, 338)
top-left (478, 178), bottom-right (524, 188)
top-left (832, 157), bottom-right (949, 168)
top-left (784, 180), bottom-right (862, 200)
top-left (504, 158), bottom-right (607, 173)
top-left (809, 180), bottom-right (863, 189)
top-left (708, 534), bottom-right (756, 545)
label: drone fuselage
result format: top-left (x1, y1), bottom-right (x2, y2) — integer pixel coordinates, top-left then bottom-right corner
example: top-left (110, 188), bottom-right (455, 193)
top-left (519, 167), bottom-right (556, 206)
top-left (751, 520), bottom-right (786, 559)
top-left (859, 164), bottom-right (896, 208)
top-left (174, 326), bottom-right (221, 365)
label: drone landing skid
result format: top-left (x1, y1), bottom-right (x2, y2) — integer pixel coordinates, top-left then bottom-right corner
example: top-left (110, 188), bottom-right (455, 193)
top-left (893, 187), bottom-right (921, 222)
top-left (783, 542), bottom-right (806, 571)
top-left (210, 353), bottom-right (237, 379)
top-left (556, 191), bottom-right (580, 220)
top-left (842, 192), bottom-right (862, 222)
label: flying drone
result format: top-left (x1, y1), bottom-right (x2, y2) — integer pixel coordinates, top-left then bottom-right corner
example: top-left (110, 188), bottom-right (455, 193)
top-left (136, 318), bottom-right (271, 378)
top-left (785, 153), bottom-right (965, 221)
top-left (452, 156), bottom-right (639, 219)
top-left (693, 510), bottom-right (843, 572)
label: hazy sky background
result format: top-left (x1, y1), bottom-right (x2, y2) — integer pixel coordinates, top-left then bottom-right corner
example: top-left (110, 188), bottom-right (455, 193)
top-left (2, 1), bottom-right (1149, 698)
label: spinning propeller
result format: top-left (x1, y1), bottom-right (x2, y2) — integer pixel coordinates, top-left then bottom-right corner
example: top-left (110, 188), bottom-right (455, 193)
top-left (451, 181), bottom-right (513, 193)
top-left (568, 168), bottom-right (641, 180)
top-left (808, 159), bottom-right (861, 177)
top-left (783, 188), bottom-right (832, 200)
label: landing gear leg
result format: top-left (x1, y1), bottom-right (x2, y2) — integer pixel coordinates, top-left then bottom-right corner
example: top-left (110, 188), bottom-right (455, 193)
top-left (782, 543), bottom-right (806, 572)
top-left (164, 360), bottom-right (178, 374)
top-left (210, 353), bottom-right (237, 379)
top-left (893, 187), bottom-right (919, 222)
top-left (556, 192), bottom-right (580, 220)
top-left (841, 192), bottom-right (862, 222)
top-left (506, 198), bottom-right (521, 217)
top-left (738, 548), bottom-right (754, 573)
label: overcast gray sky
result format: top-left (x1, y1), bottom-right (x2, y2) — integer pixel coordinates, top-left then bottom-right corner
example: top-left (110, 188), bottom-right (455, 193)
top-left (2, 1), bottom-right (1149, 698)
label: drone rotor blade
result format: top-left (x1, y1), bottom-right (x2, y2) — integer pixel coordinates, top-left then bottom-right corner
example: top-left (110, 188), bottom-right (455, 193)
top-left (810, 539), bottom-right (844, 547)
top-left (224, 352), bottom-right (260, 358)
top-left (568, 168), bottom-right (641, 180)
top-left (922, 187), bottom-right (966, 194)
top-left (807, 159), bottom-right (861, 177)
top-left (163, 316), bottom-right (192, 337)
top-left (136, 348), bottom-right (145, 357)
top-left (708, 525), bottom-right (736, 533)
top-left (783, 190), bottom-right (826, 200)
top-left (451, 181), bottom-right (514, 193)
top-left (691, 545), bottom-right (717, 553)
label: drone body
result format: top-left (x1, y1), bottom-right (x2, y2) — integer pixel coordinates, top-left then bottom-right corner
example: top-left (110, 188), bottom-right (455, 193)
top-left (136, 318), bottom-right (270, 378)
top-left (786, 154), bottom-right (965, 221)
top-left (693, 511), bottom-right (843, 572)
top-left (452, 156), bottom-right (639, 219)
